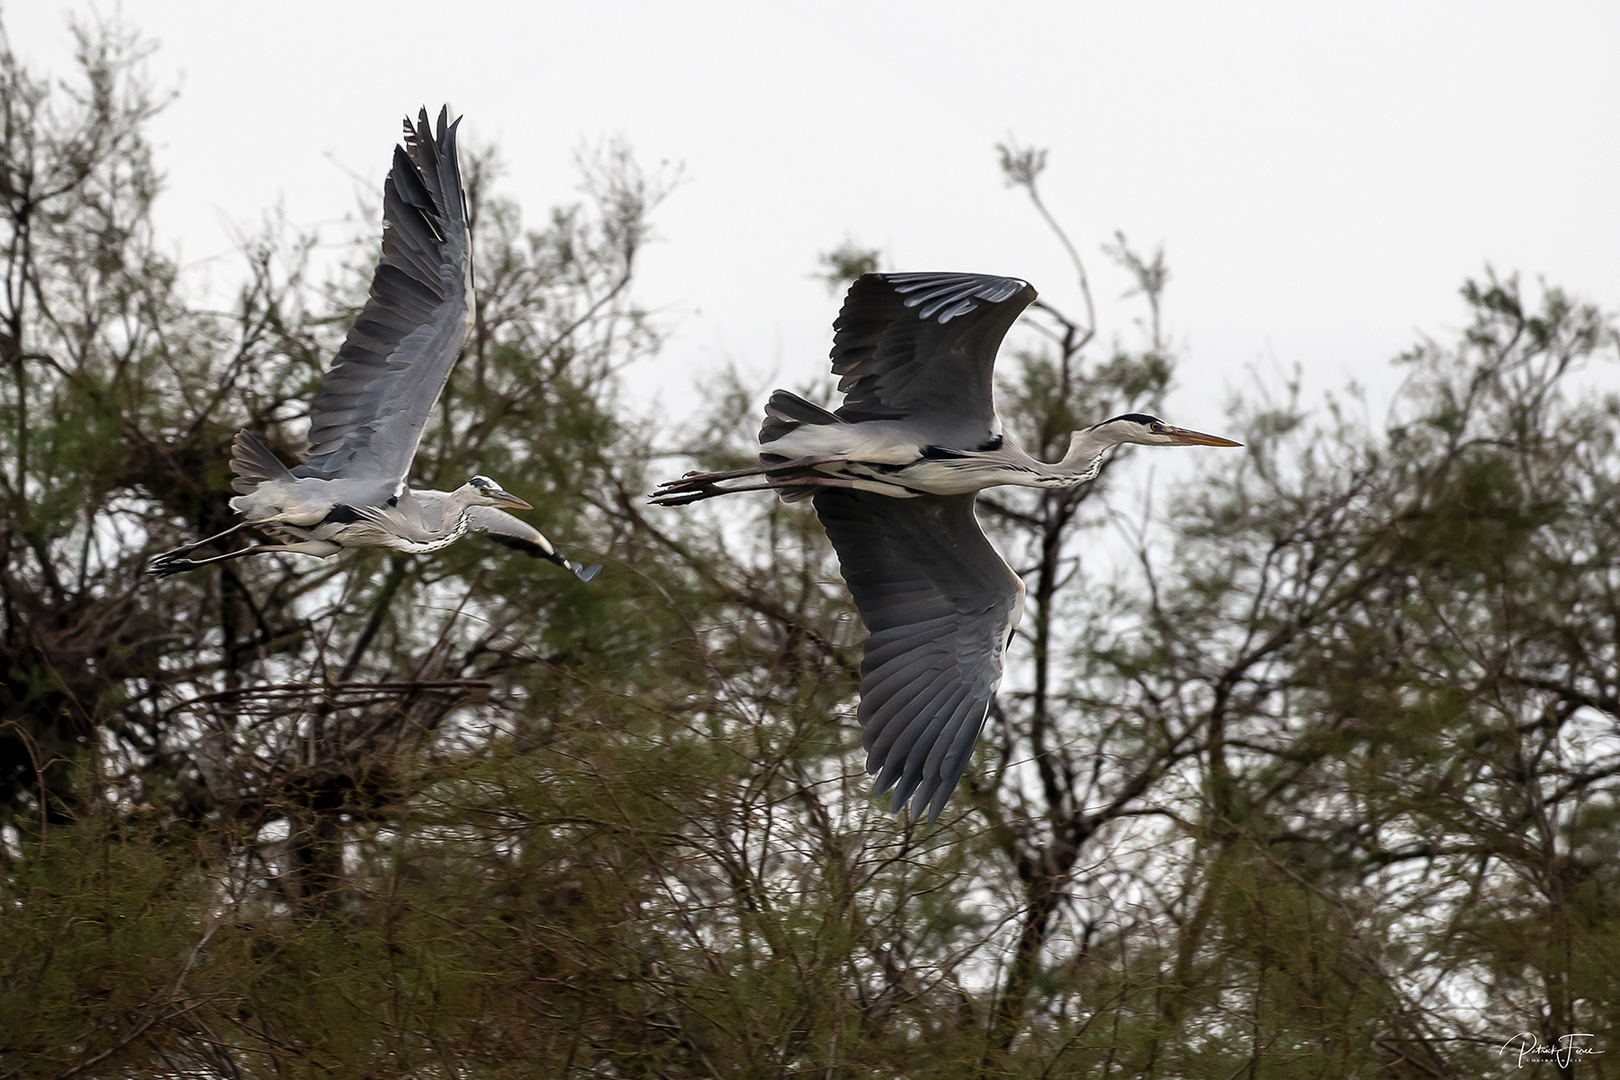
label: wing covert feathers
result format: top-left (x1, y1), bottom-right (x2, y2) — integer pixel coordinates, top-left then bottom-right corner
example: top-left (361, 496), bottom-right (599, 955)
top-left (829, 272), bottom-right (1036, 436)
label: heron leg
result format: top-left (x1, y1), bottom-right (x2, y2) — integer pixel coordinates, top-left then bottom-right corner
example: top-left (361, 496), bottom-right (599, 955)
top-left (651, 456), bottom-right (853, 506)
top-left (152, 520), bottom-right (250, 560)
top-left (660, 455), bottom-right (850, 487)
top-left (650, 473), bottom-right (859, 506)
top-left (147, 539), bottom-right (341, 578)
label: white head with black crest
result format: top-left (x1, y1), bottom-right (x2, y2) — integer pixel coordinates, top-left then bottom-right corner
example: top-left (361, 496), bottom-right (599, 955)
top-left (460, 475), bottom-right (533, 510)
top-left (1082, 412), bottom-right (1243, 449)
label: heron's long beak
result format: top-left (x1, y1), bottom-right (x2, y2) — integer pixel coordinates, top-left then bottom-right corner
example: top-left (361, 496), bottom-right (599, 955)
top-left (493, 490), bottom-right (533, 510)
top-left (1166, 426), bottom-right (1243, 448)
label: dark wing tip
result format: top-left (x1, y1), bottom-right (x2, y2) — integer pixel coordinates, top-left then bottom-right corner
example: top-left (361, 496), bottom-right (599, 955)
top-left (402, 105), bottom-right (462, 174)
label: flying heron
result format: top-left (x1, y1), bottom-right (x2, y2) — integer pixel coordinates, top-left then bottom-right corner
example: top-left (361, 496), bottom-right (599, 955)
top-left (653, 272), bottom-right (1241, 821)
top-left (148, 109), bottom-right (599, 583)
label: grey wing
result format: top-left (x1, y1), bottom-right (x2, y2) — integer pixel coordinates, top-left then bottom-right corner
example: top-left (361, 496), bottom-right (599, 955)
top-left (467, 506), bottom-right (602, 582)
top-left (292, 108), bottom-right (471, 494)
top-left (813, 490), bottom-right (1025, 822)
top-left (829, 272), bottom-right (1037, 444)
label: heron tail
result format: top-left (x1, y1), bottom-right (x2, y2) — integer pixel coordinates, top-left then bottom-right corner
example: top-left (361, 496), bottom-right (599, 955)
top-left (650, 395), bottom-right (848, 506)
top-left (759, 390), bottom-right (841, 447)
top-left (758, 392), bottom-right (845, 501)
top-left (229, 430), bottom-right (295, 495)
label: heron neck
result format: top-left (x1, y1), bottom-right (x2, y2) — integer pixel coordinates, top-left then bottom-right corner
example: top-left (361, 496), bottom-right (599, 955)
top-left (1032, 427), bottom-right (1125, 486)
top-left (437, 485), bottom-right (482, 528)
top-left (1063, 427), bottom-right (1122, 466)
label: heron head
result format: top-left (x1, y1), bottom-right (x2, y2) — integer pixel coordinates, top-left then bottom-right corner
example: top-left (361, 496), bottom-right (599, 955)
top-left (465, 475), bottom-right (533, 510)
top-left (1091, 413), bottom-right (1243, 449)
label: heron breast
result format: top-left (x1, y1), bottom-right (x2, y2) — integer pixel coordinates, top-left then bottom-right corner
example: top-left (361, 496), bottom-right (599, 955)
top-left (383, 508), bottom-right (471, 554)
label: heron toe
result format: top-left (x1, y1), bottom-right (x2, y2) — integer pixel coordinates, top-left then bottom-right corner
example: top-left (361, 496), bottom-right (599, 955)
top-left (146, 553), bottom-right (194, 578)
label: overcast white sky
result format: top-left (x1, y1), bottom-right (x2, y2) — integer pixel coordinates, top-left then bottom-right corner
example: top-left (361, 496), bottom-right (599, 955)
top-left (11, 1), bottom-right (1620, 428)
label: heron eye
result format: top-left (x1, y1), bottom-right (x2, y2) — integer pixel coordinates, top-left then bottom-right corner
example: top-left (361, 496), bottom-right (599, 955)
top-left (1150, 422), bottom-right (1164, 432)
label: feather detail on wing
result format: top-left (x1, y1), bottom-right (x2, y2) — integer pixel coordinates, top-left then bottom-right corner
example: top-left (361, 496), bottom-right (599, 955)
top-left (813, 489), bottom-right (1025, 821)
top-left (829, 272), bottom-right (1036, 443)
top-left (293, 107), bottom-right (471, 493)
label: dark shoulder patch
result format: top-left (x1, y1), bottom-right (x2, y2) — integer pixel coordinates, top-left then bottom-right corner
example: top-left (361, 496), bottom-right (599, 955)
top-left (921, 433), bottom-right (1002, 458)
top-left (321, 504), bottom-right (366, 525)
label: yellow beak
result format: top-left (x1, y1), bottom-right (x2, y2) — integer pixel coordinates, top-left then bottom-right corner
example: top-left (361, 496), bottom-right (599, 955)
top-left (494, 491), bottom-right (533, 510)
top-left (1165, 426), bottom-right (1243, 448)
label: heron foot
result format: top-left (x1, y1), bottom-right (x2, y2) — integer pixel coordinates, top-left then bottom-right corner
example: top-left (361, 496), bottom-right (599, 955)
top-left (146, 550), bottom-right (201, 577)
top-left (649, 482), bottom-right (723, 507)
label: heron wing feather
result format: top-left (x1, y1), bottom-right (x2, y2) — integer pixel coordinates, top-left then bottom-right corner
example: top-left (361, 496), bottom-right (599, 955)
top-left (813, 489), bottom-right (1024, 821)
top-left (828, 272), bottom-right (1036, 444)
top-left (341, 491), bottom-right (442, 545)
top-left (293, 108), bottom-right (470, 494)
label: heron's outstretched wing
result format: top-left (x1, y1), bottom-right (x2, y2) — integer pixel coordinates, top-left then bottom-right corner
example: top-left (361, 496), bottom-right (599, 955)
top-left (813, 489), bottom-right (1025, 821)
top-left (467, 506), bottom-right (601, 582)
top-left (293, 108), bottom-right (470, 494)
top-left (829, 272), bottom-right (1036, 443)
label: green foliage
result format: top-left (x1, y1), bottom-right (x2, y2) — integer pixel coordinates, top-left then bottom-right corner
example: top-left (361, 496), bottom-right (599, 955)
top-left (816, 239), bottom-right (881, 293)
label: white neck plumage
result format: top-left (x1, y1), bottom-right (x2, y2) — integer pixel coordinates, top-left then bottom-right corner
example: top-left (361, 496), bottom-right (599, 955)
top-left (1022, 426), bottom-right (1124, 487)
top-left (449, 483), bottom-right (485, 511)
top-left (419, 510), bottom-right (472, 553)
top-left (392, 485), bottom-right (481, 554)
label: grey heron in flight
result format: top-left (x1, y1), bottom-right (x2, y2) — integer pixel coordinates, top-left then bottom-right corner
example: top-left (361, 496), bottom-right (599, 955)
top-left (149, 109), bottom-right (599, 583)
top-left (653, 272), bottom-right (1240, 821)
